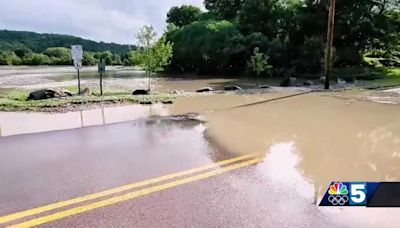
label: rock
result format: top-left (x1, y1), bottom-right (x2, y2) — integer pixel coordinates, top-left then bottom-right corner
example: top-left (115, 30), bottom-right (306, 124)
top-left (162, 100), bottom-right (173, 104)
top-left (132, 89), bottom-right (149, 95)
top-left (196, 87), bottom-right (214, 93)
top-left (258, 85), bottom-right (271, 89)
top-left (169, 90), bottom-right (180, 95)
top-left (80, 88), bottom-right (91, 96)
top-left (224, 85), bottom-right (243, 91)
top-left (319, 77), bottom-right (326, 84)
top-left (280, 77), bottom-right (297, 87)
top-left (27, 88), bottom-right (72, 100)
top-left (303, 80), bottom-right (314, 86)
top-left (337, 78), bottom-right (347, 85)
top-left (139, 101), bottom-right (152, 105)
top-left (343, 77), bottom-right (356, 83)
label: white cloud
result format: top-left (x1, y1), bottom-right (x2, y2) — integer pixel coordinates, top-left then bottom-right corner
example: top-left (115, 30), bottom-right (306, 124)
top-left (0, 0), bottom-right (204, 44)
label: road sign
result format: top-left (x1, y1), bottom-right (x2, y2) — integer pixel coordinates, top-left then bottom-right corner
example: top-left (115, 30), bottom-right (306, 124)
top-left (71, 45), bottom-right (83, 70)
top-left (98, 61), bottom-right (106, 96)
top-left (71, 45), bottom-right (83, 93)
top-left (98, 62), bottom-right (106, 74)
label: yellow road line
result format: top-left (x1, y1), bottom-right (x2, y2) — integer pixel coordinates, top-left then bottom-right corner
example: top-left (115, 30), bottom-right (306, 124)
top-left (0, 153), bottom-right (257, 225)
top-left (9, 157), bottom-right (262, 228)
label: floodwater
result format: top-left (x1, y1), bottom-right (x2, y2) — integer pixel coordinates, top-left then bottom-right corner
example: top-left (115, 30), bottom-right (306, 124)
top-left (170, 92), bottom-right (400, 194)
top-left (0, 66), bottom-right (288, 92)
top-left (0, 104), bottom-right (168, 136)
top-left (1, 66), bottom-right (400, 226)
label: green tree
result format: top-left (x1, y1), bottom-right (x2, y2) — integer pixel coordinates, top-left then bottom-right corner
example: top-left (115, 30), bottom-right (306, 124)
top-left (0, 51), bottom-right (22, 65)
top-left (43, 47), bottom-right (71, 65)
top-left (100, 51), bottom-right (113, 65)
top-left (238, 0), bottom-right (278, 36)
top-left (166, 20), bottom-right (240, 74)
top-left (247, 47), bottom-right (271, 85)
top-left (83, 52), bottom-right (96, 65)
top-left (22, 53), bottom-right (50, 65)
top-left (134, 25), bottom-right (174, 90)
top-left (112, 54), bottom-right (123, 65)
top-left (166, 5), bottom-right (202, 27)
top-left (14, 47), bottom-right (32, 58)
top-left (204, 0), bottom-right (242, 20)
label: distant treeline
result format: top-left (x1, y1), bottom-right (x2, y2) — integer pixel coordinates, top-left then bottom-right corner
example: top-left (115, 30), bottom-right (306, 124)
top-left (0, 30), bottom-right (134, 66)
top-left (164, 0), bottom-right (400, 76)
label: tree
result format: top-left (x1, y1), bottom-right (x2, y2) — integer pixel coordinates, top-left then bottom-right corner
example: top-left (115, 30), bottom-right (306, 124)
top-left (247, 47), bottom-right (271, 85)
top-left (14, 47), bottom-right (32, 58)
top-left (166, 5), bottom-right (202, 27)
top-left (0, 51), bottom-right (22, 65)
top-left (166, 20), bottom-right (241, 74)
top-left (238, 0), bottom-right (278, 36)
top-left (22, 53), bottom-right (50, 65)
top-left (83, 52), bottom-right (96, 65)
top-left (100, 51), bottom-right (113, 65)
top-left (112, 54), bottom-right (122, 65)
top-left (204, 0), bottom-right (243, 20)
top-left (134, 25), bottom-right (173, 90)
top-left (43, 47), bottom-right (71, 65)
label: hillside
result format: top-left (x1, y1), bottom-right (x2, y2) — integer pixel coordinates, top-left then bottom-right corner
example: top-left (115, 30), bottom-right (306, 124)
top-left (0, 30), bottom-right (132, 55)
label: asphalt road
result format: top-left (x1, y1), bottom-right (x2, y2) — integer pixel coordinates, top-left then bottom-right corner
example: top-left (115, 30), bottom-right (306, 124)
top-left (0, 118), bottom-right (399, 227)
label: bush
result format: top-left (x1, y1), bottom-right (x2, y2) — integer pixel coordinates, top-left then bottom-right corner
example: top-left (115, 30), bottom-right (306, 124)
top-left (0, 51), bottom-right (22, 65)
top-left (22, 53), bottom-right (50, 65)
top-left (167, 20), bottom-right (241, 74)
top-left (293, 36), bottom-right (324, 73)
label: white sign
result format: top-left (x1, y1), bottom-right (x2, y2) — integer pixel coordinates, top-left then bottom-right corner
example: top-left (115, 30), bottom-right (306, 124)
top-left (71, 45), bottom-right (83, 70)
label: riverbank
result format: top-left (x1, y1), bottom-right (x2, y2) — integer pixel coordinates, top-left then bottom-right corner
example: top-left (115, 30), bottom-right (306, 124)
top-left (0, 89), bottom-right (175, 112)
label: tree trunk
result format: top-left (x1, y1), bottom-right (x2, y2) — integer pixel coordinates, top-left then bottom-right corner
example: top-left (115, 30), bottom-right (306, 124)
top-left (147, 71), bottom-right (151, 91)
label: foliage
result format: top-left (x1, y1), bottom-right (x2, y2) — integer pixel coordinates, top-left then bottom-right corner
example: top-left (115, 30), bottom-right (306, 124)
top-left (0, 30), bottom-right (132, 66)
top-left (22, 53), bottom-right (51, 65)
top-left (204, 0), bottom-right (242, 20)
top-left (83, 52), bottom-right (96, 66)
top-left (0, 30), bottom-right (132, 54)
top-left (134, 25), bottom-right (174, 89)
top-left (238, 0), bottom-right (278, 36)
top-left (167, 5), bottom-right (202, 27)
top-left (0, 51), bottom-right (22, 65)
top-left (247, 47), bottom-right (272, 83)
top-left (166, 20), bottom-right (240, 74)
top-left (165, 0), bottom-right (400, 76)
top-left (43, 47), bottom-right (72, 65)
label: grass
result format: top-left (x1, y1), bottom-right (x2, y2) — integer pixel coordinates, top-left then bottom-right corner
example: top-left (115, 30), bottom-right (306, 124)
top-left (357, 68), bottom-right (400, 89)
top-left (0, 89), bottom-right (176, 112)
top-left (332, 53), bottom-right (400, 89)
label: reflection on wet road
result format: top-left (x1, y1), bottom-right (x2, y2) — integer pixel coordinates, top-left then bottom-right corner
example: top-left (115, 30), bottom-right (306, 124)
top-left (0, 104), bottom-right (168, 136)
top-left (1, 91), bottom-right (400, 227)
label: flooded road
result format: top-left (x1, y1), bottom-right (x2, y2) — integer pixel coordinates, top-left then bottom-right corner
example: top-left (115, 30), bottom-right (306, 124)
top-left (171, 92), bottom-right (400, 193)
top-left (1, 87), bottom-right (400, 226)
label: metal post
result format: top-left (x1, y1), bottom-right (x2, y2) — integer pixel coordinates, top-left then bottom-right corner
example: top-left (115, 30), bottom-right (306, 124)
top-left (100, 72), bottom-right (103, 96)
top-left (77, 69), bottom-right (81, 94)
top-left (324, 0), bottom-right (336, 90)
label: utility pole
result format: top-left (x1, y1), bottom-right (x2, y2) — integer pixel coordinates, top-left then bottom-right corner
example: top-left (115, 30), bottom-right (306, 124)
top-left (324, 0), bottom-right (336, 90)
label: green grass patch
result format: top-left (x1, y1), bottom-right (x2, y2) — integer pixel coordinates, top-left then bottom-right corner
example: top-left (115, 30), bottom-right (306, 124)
top-left (0, 89), bottom-right (176, 112)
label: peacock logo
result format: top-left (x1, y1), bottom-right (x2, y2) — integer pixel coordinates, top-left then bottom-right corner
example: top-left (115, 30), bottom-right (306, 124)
top-left (328, 182), bottom-right (349, 195)
top-left (327, 182), bottom-right (349, 205)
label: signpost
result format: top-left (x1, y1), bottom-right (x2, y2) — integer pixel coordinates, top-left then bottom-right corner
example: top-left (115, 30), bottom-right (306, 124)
top-left (98, 60), bottom-right (106, 96)
top-left (71, 45), bottom-right (83, 94)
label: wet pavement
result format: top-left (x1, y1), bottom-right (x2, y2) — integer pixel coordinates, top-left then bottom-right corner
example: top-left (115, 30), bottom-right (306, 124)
top-left (1, 90), bottom-right (400, 227)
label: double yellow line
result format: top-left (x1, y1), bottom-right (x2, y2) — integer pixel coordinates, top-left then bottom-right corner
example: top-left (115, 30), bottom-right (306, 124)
top-left (1, 153), bottom-right (263, 228)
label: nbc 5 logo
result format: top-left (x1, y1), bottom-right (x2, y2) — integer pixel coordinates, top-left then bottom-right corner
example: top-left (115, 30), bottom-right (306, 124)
top-left (349, 182), bottom-right (367, 206)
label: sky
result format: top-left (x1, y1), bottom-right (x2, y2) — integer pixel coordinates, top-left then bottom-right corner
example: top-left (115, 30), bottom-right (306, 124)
top-left (0, 0), bottom-right (204, 44)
